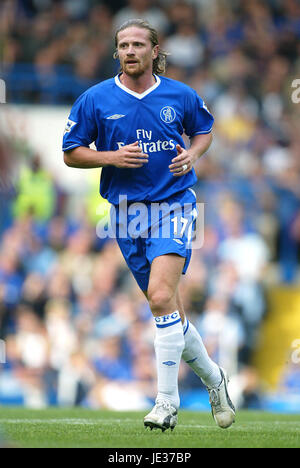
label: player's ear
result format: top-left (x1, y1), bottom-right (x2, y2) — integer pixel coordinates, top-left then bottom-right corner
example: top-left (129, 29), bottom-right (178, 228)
top-left (113, 50), bottom-right (119, 59)
top-left (152, 45), bottom-right (159, 59)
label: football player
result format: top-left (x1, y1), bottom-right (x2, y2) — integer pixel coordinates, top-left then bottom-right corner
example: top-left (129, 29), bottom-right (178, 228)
top-left (63, 19), bottom-right (235, 431)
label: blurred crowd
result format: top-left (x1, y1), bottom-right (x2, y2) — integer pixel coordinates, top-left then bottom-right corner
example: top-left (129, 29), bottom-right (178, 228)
top-left (1, 0), bottom-right (300, 103)
top-left (0, 0), bottom-right (300, 410)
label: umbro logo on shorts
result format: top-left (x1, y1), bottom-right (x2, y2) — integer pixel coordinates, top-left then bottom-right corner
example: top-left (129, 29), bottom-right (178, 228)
top-left (173, 239), bottom-right (184, 245)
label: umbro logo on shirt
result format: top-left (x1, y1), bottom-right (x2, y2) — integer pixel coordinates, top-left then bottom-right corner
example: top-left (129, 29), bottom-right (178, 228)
top-left (106, 114), bottom-right (126, 120)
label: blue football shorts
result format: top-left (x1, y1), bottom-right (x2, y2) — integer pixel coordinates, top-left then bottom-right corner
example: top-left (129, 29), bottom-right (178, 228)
top-left (111, 188), bottom-right (197, 291)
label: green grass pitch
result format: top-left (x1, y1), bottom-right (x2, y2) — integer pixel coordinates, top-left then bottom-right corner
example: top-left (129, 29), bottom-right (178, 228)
top-left (0, 407), bottom-right (299, 448)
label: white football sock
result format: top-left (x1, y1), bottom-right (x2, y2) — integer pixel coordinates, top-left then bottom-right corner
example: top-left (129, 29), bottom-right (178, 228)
top-left (182, 317), bottom-right (221, 388)
top-left (154, 311), bottom-right (185, 409)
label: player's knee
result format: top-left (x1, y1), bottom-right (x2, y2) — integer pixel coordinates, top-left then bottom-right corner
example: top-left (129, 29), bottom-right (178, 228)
top-left (148, 287), bottom-right (176, 315)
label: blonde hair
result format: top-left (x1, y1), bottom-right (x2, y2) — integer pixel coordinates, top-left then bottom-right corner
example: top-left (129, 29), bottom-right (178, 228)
top-left (113, 19), bottom-right (169, 75)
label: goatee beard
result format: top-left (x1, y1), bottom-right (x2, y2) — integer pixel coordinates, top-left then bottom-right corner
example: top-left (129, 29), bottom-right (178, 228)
top-left (123, 66), bottom-right (144, 77)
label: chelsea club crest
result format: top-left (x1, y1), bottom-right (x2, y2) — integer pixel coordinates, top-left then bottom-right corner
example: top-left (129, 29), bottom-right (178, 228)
top-left (160, 106), bottom-right (176, 123)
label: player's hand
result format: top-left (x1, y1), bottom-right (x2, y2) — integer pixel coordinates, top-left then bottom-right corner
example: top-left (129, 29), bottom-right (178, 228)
top-left (112, 141), bottom-right (148, 169)
top-left (169, 144), bottom-right (194, 177)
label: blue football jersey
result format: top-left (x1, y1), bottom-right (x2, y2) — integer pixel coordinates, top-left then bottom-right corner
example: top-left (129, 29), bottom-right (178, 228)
top-left (62, 74), bottom-right (214, 204)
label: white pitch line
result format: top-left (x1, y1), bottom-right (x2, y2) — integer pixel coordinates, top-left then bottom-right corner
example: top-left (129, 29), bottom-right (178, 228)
top-left (0, 418), bottom-right (214, 430)
top-left (0, 418), bottom-right (135, 425)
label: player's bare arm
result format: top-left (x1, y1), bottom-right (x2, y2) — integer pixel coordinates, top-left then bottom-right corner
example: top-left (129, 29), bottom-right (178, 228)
top-left (64, 141), bottom-right (148, 169)
top-left (169, 132), bottom-right (213, 177)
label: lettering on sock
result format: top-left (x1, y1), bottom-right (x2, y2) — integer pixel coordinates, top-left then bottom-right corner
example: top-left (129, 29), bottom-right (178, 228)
top-left (155, 311), bottom-right (181, 328)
